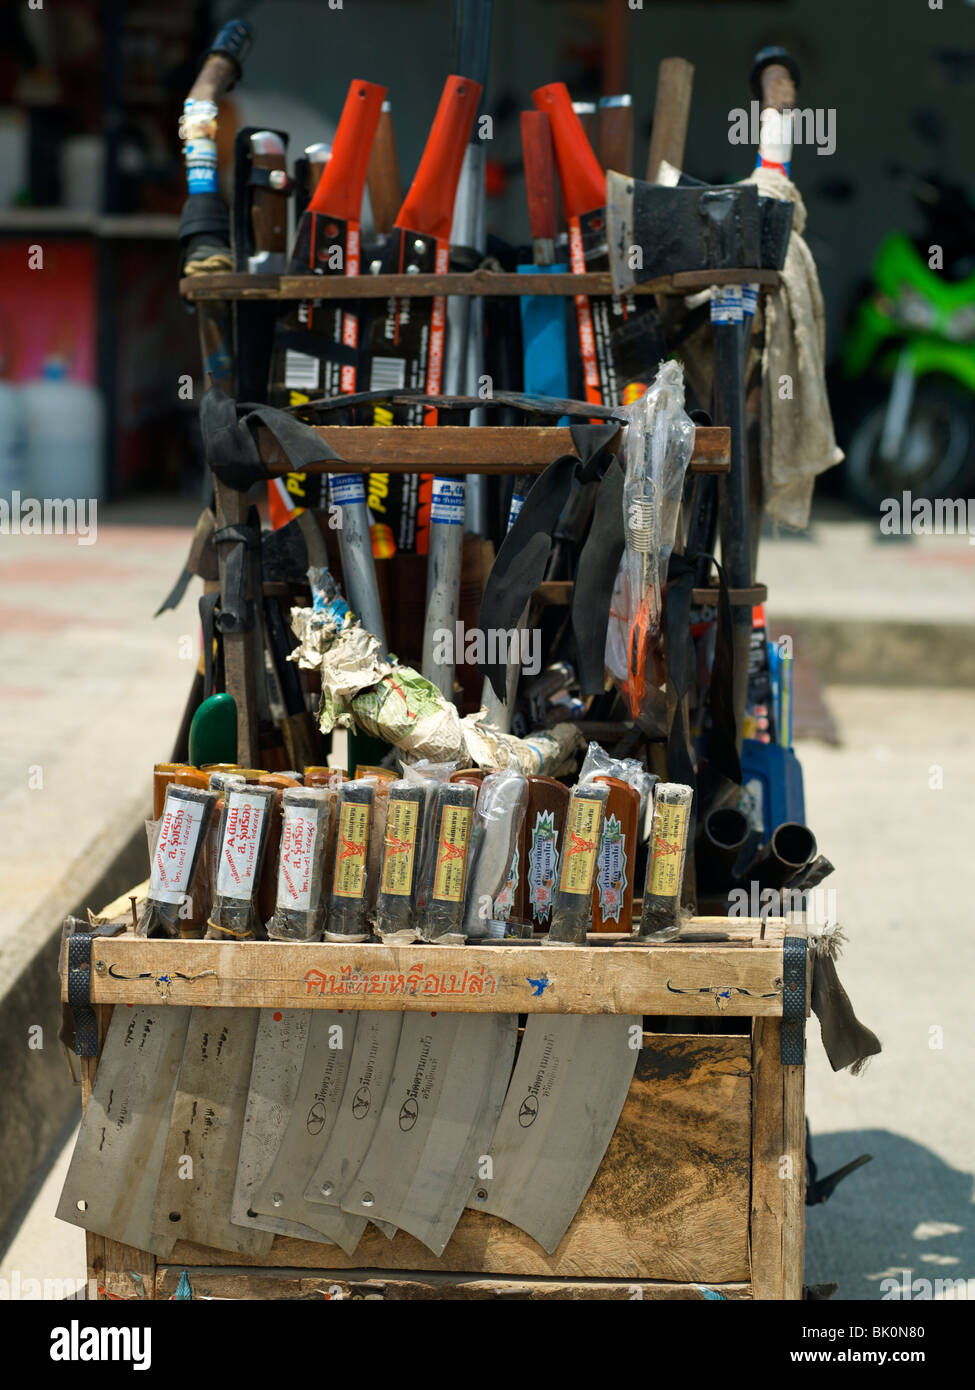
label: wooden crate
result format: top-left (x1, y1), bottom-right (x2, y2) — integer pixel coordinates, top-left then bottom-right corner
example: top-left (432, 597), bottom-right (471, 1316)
top-left (66, 892), bottom-right (807, 1301)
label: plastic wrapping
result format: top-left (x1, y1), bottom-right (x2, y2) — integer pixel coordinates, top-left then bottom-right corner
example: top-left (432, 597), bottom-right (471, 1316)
top-left (463, 770), bottom-right (529, 941)
top-left (579, 740), bottom-right (657, 837)
top-left (418, 781), bottom-right (477, 943)
top-left (374, 780), bottom-right (427, 943)
top-left (605, 361), bottom-right (696, 720)
top-left (138, 785), bottom-right (217, 939)
top-left (266, 787), bottom-right (333, 942)
top-left (207, 782), bottom-right (277, 941)
top-left (548, 782), bottom-right (609, 945)
top-left (325, 779), bottom-right (376, 942)
top-left (639, 782), bottom-right (693, 941)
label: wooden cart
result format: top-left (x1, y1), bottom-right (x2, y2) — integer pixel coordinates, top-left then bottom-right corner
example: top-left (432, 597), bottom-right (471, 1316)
top-left (64, 884), bottom-right (808, 1302)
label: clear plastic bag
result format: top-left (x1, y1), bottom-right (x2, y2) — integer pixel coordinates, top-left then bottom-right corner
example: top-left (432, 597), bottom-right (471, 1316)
top-left (463, 770), bottom-right (529, 941)
top-left (605, 360), bottom-right (696, 720)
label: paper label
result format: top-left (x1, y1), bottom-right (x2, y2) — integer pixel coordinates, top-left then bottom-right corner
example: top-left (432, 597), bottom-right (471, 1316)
top-left (595, 814), bottom-right (628, 923)
top-left (710, 285), bottom-right (744, 325)
top-left (216, 791), bottom-right (267, 900)
top-left (151, 795), bottom-right (206, 904)
top-left (432, 804), bottom-right (472, 903)
top-left (333, 801), bottom-right (371, 899)
top-left (527, 810), bottom-right (560, 924)
top-left (430, 477), bottom-right (465, 525)
top-left (276, 806), bottom-right (321, 911)
top-left (648, 801), bottom-right (689, 898)
top-left (493, 844), bottom-right (519, 921)
top-left (559, 795), bottom-right (603, 896)
top-left (381, 799), bottom-right (419, 897)
top-left (330, 473), bottom-right (367, 507)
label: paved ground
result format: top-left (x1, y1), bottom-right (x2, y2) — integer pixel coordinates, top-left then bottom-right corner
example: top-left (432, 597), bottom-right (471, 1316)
top-left (0, 499), bottom-right (971, 1300)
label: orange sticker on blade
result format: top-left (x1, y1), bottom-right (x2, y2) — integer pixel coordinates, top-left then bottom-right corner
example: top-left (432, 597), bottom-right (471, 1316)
top-left (558, 794), bottom-right (604, 895)
top-left (432, 804), bottom-right (472, 903)
top-left (332, 800), bottom-right (371, 899)
top-left (381, 799), bottom-right (419, 897)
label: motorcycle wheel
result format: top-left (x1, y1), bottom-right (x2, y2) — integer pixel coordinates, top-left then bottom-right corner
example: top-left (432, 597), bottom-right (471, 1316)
top-left (842, 376), bottom-right (975, 514)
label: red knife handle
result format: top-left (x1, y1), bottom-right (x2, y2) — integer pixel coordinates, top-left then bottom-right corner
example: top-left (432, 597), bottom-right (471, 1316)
top-left (395, 74), bottom-right (483, 243)
top-left (308, 79), bottom-right (387, 222)
top-left (520, 111), bottom-right (557, 244)
top-left (532, 81), bottom-right (604, 220)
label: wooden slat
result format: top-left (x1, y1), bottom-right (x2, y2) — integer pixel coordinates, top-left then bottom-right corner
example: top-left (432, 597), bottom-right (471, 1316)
top-left (73, 925), bottom-right (788, 1017)
top-left (155, 1267), bottom-right (751, 1300)
top-left (257, 424), bottom-right (730, 475)
top-left (749, 1018), bottom-right (806, 1300)
top-left (180, 268), bottom-right (779, 301)
top-left (535, 579), bottom-right (767, 609)
top-left (169, 1034), bottom-right (752, 1283)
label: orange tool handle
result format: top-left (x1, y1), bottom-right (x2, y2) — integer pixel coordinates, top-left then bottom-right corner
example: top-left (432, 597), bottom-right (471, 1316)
top-left (532, 81), bottom-right (605, 219)
top-left (308, 79), bottom-right (387, 222)
top-left (395, 74), bottom-right (483, 242)
top-left (520, 110), bottom-right (557, 243)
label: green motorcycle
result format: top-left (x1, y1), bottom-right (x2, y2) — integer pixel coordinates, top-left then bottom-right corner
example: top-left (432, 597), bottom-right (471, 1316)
top-left (838, 171), bottom-right (975, 512)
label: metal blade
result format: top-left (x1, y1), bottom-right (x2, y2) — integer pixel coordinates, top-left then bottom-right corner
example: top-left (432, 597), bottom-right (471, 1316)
top-left (231, 1009), bottom-right (339, 1245)
top-left (251, 1009), bottom-right (367, 1255)
top-left (151, 1006), bottom-right (273, 1256)
top-left (469, 1014), bottom-right (640, 1253)
top-left (343, 1011), bottom-right (517, 1256)
top-left (56, 1005), bottom-right (189, 1257)
top-left (303, 1009), bottom-right (404, 1234)
top-left (606, 170), bottom-right (636, 294)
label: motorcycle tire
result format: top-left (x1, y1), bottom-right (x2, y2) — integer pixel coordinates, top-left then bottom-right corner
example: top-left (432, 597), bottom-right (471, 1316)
top-left (841, 375), bottom-right (975, 514)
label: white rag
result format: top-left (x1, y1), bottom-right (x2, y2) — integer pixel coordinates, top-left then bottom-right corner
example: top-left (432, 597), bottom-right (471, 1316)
top-left (745, 166), bottom-right (844, 529)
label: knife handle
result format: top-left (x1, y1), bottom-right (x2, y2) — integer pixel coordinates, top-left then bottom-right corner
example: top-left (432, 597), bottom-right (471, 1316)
top-left (396, 74), bottom-right (483, 243)
top-left (249, 131), bottom-right (288, 254)
top-left (532, 82), bottom-right (604, 219)
top-left (188, 18), bottom-right (252, 104)
top-left (309, 79), bottom-right (387, 222)
top-left (520, 111), bottom-right (556, 245)
top-left (596, 94), bottom-right (633, 176)
top-left (366, 100), bottom-right (403, 236)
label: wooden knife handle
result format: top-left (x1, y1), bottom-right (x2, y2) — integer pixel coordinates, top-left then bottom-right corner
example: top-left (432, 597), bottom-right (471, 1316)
top-left (366, 101), bottom-right (403, 236)
top-left (646, 56), bottom-right (694, 182)
top-left (596, 96), bottom-right (633, 176)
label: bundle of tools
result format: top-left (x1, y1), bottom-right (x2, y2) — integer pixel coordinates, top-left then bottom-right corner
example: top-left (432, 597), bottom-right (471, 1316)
top-left (55, 13), bottom-right (868, 1277)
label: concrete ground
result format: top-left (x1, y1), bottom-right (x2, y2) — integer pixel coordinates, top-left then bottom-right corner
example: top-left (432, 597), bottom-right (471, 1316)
top-left (0, 499), bottom-right (971, 1300)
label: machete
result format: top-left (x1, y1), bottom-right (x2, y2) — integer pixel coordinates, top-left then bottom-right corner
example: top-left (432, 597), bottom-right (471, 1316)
top-left (360, 74), bottom-right (482, 556)
top-left (276, 79), bottom-right (390, 653)
top-left (342, 1010), bottom-right (516, 1256)
top-left (470, 779), bottom-right (640, 1249)
top-left (533, 81), bottom-right (661, 408)
top-left (422, 11), bottom-right (493, 699)
top-left (56, 1005), bottom-right (189, 1257)
top-left (249, 1008), bottom-right (370, 1254)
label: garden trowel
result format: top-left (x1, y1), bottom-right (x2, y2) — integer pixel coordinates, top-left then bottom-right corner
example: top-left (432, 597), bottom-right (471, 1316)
top-left (231, 1009), bottom-right (339, 1245)
top-left (469, 1013), bottom-right (639, 1253)
top-left (250, 1008), bottom-right (367, 1255)
top-left (151, 1006), bottom-right (273, 1256)
top-left (342, 1010), bottom-right (517, 1256)
top-left (56, 1005), bottom-right (189, 1257)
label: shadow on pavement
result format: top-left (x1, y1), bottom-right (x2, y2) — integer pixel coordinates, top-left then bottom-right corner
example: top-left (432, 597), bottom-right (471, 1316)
top-left (805, 1129), bottom-right (974, 1300)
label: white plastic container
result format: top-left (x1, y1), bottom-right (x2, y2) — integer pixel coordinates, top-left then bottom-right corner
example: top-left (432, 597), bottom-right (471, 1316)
top-left (21, 358), bottom-right (104, 503)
